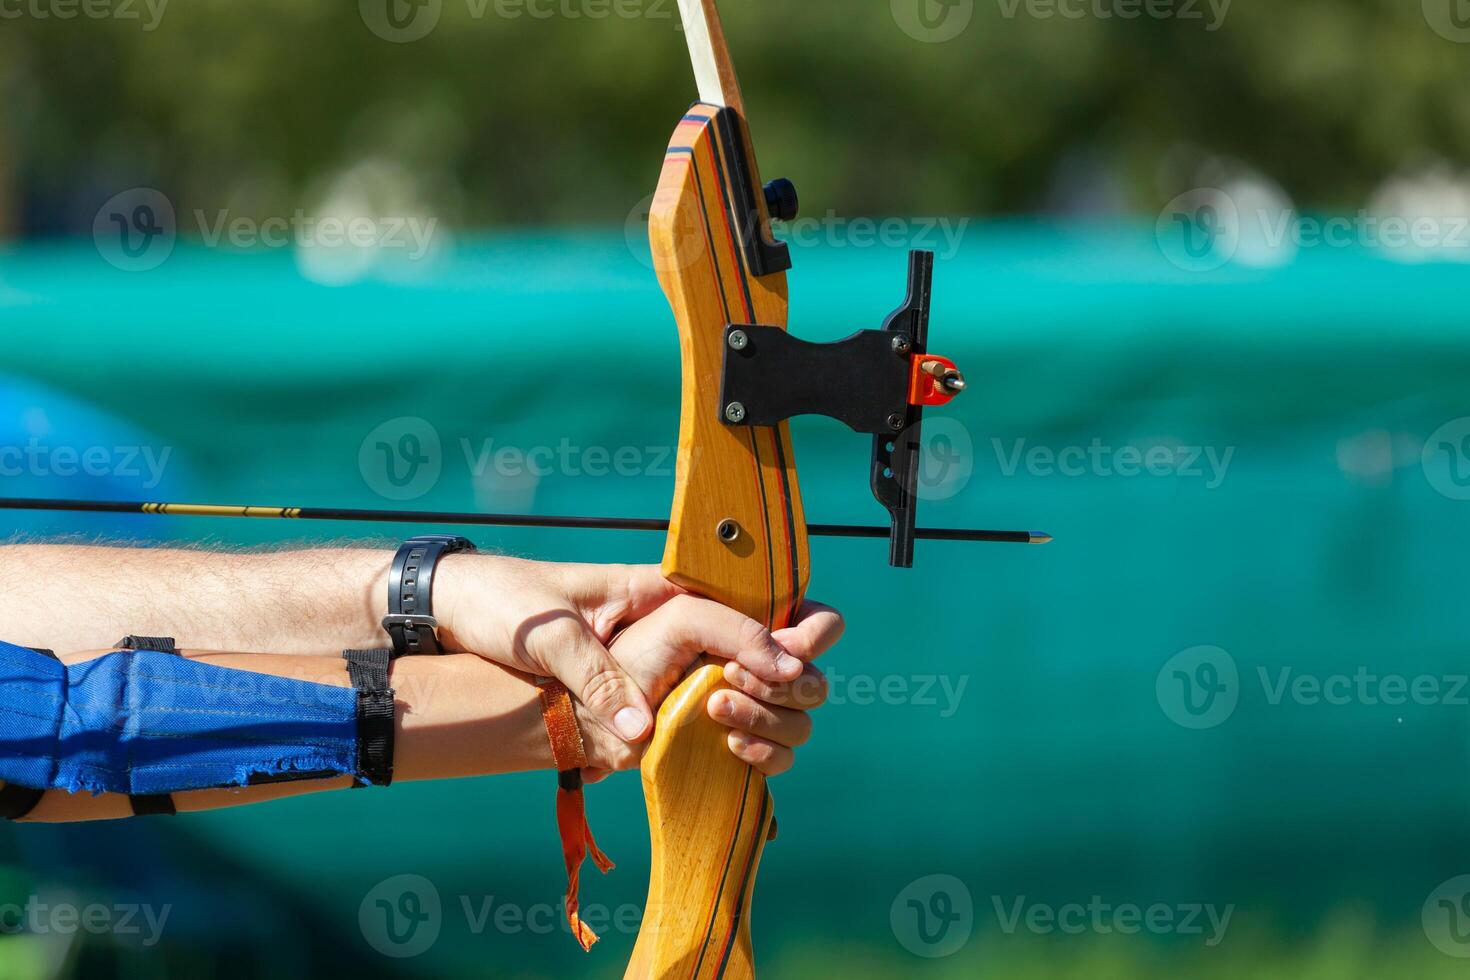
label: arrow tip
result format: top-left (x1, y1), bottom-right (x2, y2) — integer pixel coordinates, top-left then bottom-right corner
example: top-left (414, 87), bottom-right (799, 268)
top-left (1028, 532), bottom-right (1054, 545)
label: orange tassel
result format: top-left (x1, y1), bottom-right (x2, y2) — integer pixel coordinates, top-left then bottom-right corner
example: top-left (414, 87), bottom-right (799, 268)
top-left (537, 679), bottom-right (614, 950)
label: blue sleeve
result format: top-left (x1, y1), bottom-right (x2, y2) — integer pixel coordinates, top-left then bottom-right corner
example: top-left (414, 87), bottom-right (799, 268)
top-left (0, 640), bottom-right (363, 796)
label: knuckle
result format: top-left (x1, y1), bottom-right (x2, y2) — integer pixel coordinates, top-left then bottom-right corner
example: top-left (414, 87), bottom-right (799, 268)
top-left (737, 616), bottom-right (775, 653)
top-left (580, 666), bottom-right (627, 714)
top-left (748, 677), bottom-right (782, 703)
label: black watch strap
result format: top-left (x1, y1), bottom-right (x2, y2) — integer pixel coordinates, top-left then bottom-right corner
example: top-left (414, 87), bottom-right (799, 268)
top-left (383, 535), bottom-right (477, 656)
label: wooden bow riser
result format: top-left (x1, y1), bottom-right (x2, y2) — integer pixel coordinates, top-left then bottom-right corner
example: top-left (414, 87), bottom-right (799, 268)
top-left (625, 104), bottom-right (811, 980)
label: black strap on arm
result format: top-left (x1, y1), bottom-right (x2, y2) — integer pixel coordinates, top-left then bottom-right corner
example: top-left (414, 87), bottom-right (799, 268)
top-left (116, 635), bottom-right (177, 653)
top-left (382, 535), bottom-right (477, 656)
top-left (343, 649), bottom-right (396, 787)
top-left (0, 785), bottom-right (44, 820)
top-left (115, 636), bottom-right (180, 816)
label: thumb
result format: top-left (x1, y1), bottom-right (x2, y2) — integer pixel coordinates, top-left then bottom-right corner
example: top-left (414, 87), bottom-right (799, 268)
top-left (522, 611), bottom-right (653, 743)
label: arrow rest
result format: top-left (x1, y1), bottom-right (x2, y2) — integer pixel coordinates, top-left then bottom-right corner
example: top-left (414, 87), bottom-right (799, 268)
top-left (718, 250), bottom-right (960, 567)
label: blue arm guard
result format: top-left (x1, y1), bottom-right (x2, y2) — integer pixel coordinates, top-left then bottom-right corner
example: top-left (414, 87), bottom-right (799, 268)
top-left (0, 639), bottom-right (366, 799)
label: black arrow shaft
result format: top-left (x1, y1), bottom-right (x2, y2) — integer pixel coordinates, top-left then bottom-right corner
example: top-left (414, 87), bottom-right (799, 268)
top-left (0, 498), bottom-right (1049, 545)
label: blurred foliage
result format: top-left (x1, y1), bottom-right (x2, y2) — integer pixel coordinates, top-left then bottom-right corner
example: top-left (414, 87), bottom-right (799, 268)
top-left (3, 0), bottom-right (1469, 235)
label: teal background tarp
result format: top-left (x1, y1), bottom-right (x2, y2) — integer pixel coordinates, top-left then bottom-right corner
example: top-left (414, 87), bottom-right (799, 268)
top-left (2, 225), bottom-right (1468, 976)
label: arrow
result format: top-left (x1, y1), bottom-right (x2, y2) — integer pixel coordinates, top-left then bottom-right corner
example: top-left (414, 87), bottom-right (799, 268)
top-left (0, 498), bottom-right (1051, 545)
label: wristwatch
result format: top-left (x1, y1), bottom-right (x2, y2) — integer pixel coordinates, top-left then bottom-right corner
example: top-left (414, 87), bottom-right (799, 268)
top-left (381, 534), bottom-right (477, 656)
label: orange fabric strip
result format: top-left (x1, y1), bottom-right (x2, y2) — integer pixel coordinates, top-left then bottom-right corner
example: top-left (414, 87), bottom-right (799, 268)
top-left (536, 678), bottom-right (614, 951)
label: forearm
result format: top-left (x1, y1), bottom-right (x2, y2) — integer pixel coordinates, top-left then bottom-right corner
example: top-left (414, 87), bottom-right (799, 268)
top-left (0, 544), bottom-right (392, 655)
top-left (16, 648), bottom-right (552, 823)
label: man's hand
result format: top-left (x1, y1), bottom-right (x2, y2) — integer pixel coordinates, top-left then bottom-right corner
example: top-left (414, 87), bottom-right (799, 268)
top-left (425, 556), bottom-right (841, 776)
top-left (575, 595), bottom-right (842, 780)
top-left (434, 557), bottom-right (682, 745)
